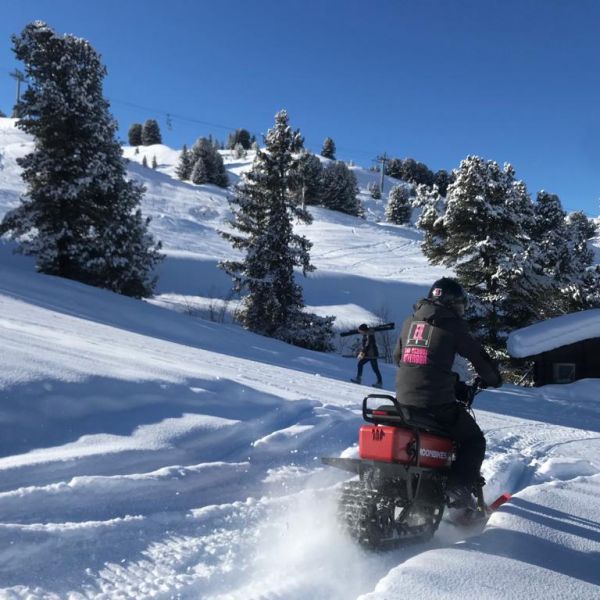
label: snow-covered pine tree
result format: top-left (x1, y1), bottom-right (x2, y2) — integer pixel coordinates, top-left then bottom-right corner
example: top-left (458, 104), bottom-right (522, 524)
top-left (562, 211), bottom-right (599, 310)
top-left (211, 151), bottom-right (229, 188)
top-left (175, 144), bottom-right (193, 180)
top-left (386, 157), bottom-right (436, 187)
top-left (368, 182), bottom-right (381, 200)
top-left (321, 137), bottom-right (336, 159)
top-left (220, 109), bottom-right (334, 350)
top-left (416, 184), bottom-right (447, 263)
top-left (566, 211), bottom-right (596, 271)
top-left (386, 184), bottom-right (412, 224)
top-left (319, 161), bottom-right (361, 215)
top-left (385, 158), bottom-right (403, 179)
top-left (419, 156), bottom-right (546, 347)
top-left (141, 119), bottom-right (161, 145)
top-left (128, 123), bottom-right (142, 146)
top-left (297, 151), bottom-right (323, 206)
top-left (142, 155), bottom-right (148, 168)
top-left (433, 169), bottom-right (453, 196)
top-left (190, 156), bottom-right (209, 184)
top-left (232, 142), bottom-right (246, 159)
top-left (0, 21), bottom-right (162, 297)
top-left (189, 137), bottom-right (229, 187)
top-left (526, 191), bottom-right (572, 315)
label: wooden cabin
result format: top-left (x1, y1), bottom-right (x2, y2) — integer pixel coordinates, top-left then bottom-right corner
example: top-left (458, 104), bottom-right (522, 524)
top-left (507, 310), bottom-right (600, 386)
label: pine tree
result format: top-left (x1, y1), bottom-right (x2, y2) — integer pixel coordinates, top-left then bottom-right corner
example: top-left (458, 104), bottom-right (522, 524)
top-left (189, 137), bottom-right (229, 187)
top-left (142, 155), bottom-right (148, 168)
top-left (141, 119), bottom-right (161, 145)
top-left (562, 211), bottom-right (599, 310)
top-left (386, 157), bottom-right (436, 187)
top-left (385, 158), bottom-right (403, 180)
top-left (190, 156), bottom-right (209, 184)
top-left (297, 151), bottom-right (323, 206)
top-left (386, 184), bottom-right (412, 224)
top-left (433, 169), bottom-right (453, 196)
top-left (415, 184), bottom-right (447, 263)
top-left (321, 137), bottom-right (336, 159)
top-left (0, 22), bottom-right (162, 297)
top-left (128, 123), bottom-right (142, 146)
top-left (211, 151), bottom-right (229, 187)
top-left (526, 191), bottom-right (571, 315)
top-left (175, 144), bottom-right (193, 180)
top-left (418, 156), bottom-right (546, 347)
top-left (0, 108), bottom-right (6, 118)
top-left (227, 128), bottom-right (252, 150)
top-left (319, 161), bottom-right (361, 215)
top-left (526, 195), bottom-right (600, 315)
top-left (232, 142), bottom-right (247, 159)
top-left (220, 110), bottom-right (334, 350)
top-left (368, 181), bottom-right (382, 200)
top-left (151, 155), bottom-right (157, 169)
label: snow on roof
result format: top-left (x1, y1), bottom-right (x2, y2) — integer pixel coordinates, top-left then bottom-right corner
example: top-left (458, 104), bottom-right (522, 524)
top-left (507, 309), bottom-right (600, 358)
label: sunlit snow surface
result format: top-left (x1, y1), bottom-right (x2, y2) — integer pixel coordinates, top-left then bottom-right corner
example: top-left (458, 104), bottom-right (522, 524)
top-left (1, 118), bottom-right (600, 598)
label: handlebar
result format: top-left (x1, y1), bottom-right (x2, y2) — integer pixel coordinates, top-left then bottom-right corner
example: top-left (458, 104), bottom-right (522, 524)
top-left (457, 378), bottom-right (486, 408)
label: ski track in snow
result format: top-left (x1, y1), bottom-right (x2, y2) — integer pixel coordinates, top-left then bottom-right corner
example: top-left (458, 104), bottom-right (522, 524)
top-left (1, 118), bottom-right (600, 598)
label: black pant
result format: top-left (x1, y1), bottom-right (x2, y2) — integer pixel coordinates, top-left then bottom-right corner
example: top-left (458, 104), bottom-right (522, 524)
top-left (430, 403), bottom-right (485, 486)
top-left (357, 358), bottom-right (382, 383)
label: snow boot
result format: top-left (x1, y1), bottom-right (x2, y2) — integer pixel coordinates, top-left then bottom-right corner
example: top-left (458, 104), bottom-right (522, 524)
top-left (372, 381), bottom-right (383, 389)
top-left (350, 377), bottom-right (361, 384)
top-left (446, 484), bottom-right (478, 511)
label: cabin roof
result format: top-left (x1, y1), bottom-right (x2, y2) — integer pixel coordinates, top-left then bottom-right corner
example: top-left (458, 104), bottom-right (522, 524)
top-left (506, 309), bottom-right (600, 358)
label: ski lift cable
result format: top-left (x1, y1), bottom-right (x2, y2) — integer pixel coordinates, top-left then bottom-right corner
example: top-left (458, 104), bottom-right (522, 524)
top-left (107, 97), bottom-right (385, 158)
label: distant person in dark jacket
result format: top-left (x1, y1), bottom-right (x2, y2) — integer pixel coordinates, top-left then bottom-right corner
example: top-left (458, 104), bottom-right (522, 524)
top-left (351, 324), bottom-right (383, 388)
top-left (393, 278), bottom-right (502, 504)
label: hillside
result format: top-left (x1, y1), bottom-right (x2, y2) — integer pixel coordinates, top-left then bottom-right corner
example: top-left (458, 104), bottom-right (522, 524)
top-left (1, 117), bottom-right (599, 598)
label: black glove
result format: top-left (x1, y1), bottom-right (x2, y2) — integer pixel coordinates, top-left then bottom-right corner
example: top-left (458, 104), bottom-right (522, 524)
top-left (454, 380), bottom-right (471, 404)
top-left (473, 376), bottom-right (487, 390)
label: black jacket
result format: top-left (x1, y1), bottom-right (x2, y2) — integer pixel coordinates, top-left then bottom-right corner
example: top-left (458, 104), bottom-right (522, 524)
top-left (359, 332), bottom-right (379, 359)
top-left (393, 299), bottom-right (501, 408)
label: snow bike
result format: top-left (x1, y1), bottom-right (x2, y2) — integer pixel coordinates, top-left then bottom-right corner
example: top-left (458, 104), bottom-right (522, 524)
top-left (321, 381), bottom-right (510, 549)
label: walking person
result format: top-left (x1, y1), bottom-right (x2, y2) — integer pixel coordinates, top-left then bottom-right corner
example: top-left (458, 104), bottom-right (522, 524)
top-left (351, 324), bottom-right (383, 388)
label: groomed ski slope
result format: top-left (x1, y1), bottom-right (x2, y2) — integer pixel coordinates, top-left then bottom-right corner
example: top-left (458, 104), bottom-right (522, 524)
top-left (1, 117), bottom-right (599, 598)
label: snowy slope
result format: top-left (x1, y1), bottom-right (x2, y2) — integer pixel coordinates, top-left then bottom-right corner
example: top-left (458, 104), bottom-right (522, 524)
top-left (1, 117), bottom-right (600, 598)
top-left (1, 116), bottom-right (445, 329)
top-left (1, 245), bottom-right (600, 599)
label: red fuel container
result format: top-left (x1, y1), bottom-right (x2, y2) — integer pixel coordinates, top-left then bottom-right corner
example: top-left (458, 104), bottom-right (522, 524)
top-left (359, 425), bottom-right (453, 469)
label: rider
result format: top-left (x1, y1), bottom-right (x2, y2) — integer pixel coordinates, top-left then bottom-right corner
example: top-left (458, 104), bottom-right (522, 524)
top-left (393, 277), bottom-right (502, 506)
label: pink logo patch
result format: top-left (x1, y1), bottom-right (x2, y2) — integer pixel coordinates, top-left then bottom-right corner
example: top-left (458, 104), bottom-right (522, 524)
top-left (413, 323), bottom-right (426, 341)
top-left (432, 287), bottom-right (442, 297)
top-left (402, 347), bottom-right (429, 365)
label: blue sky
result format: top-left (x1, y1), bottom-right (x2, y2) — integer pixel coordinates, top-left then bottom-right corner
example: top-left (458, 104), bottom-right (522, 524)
top-left (0, 0), bottom-right (599, 214)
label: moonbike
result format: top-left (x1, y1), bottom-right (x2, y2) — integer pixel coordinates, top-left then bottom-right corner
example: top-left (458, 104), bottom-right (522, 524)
top-left (322, 383), bottom-right (510, 550)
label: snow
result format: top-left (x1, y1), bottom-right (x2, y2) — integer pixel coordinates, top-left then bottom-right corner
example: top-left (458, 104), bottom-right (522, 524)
top-left (507, 309), bottom-right (600, 358)
top-left (1, 117), bottom-right (600, 598)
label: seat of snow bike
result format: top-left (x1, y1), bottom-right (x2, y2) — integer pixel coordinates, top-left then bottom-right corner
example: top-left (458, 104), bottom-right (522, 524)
top-left (375, 404), bottom-right (451, 437)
